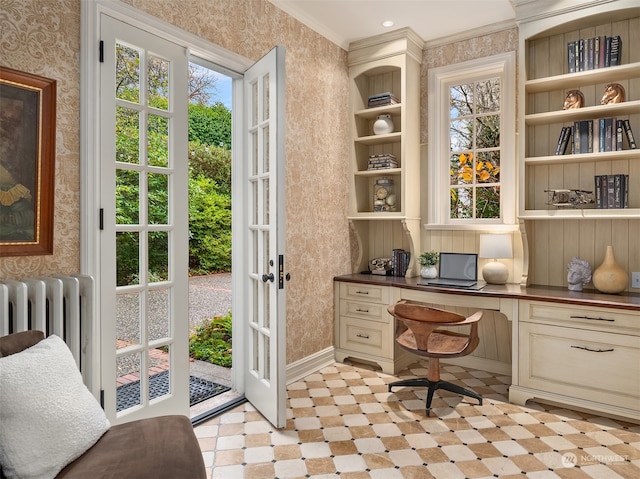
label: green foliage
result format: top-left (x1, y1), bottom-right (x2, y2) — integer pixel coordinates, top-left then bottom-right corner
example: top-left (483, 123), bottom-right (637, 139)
top-left (189, 142), bottom-right (232, 196)
top-left (418, 251), bottom-right (439, 266)
top-left (189, 175), bottom-right (232, 274)
top-left (189, 312), bottom-right (233, 367)
top-left (189, 102), bottom-right (232, 150)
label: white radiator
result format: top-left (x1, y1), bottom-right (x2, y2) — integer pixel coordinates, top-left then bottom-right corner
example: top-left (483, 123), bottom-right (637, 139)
top-left (0, 275), bottom-right (95, 390)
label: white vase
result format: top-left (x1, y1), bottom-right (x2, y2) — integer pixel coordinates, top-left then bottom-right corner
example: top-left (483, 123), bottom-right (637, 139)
top-left (421, 265), bottom-right (437, 279)
top-left (373, 114), bottom-right (394, 135)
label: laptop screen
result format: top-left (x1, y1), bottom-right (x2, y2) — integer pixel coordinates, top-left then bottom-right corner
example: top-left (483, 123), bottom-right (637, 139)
top-left (438, 253), bottom-right (478, 281)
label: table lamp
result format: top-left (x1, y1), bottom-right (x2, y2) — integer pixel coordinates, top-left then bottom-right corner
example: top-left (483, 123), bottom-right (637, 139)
top-left (479, 234), bottom-right (512, 284)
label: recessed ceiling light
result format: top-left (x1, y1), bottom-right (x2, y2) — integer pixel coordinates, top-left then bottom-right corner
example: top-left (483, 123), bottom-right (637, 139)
top-left (381, 20), bottom-right (394, 28)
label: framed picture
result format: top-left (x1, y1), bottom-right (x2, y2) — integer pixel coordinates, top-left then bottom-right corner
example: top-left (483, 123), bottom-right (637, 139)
top-left (0, 66), bottom-right (56, 256)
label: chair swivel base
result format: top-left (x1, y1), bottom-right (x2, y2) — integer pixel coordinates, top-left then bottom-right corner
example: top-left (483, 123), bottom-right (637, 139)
top-left (389, 378), bottom-right (482, 416)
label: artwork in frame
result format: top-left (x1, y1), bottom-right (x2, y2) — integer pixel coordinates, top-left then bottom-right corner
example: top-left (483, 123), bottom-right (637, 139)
top-left (0, 66), bottom-right (56, 256)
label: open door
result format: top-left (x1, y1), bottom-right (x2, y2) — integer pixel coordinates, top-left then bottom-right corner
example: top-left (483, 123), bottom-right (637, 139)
top-left (238, 46), bottom-right (287, 428)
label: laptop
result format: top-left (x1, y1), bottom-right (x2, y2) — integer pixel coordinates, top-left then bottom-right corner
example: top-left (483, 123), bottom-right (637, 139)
top-left (420, 252), bottom-right (485, 289)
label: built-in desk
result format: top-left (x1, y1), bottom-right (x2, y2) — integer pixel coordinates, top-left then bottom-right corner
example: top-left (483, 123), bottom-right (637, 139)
top-left (334, 274), bottom-right (640, 422)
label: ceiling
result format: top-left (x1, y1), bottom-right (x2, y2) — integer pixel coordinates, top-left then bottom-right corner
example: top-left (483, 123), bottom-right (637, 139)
top-left (269, 0), bottom-right (516, 50)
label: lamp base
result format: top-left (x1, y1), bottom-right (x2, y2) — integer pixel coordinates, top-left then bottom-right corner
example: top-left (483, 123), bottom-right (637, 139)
top-left (482, 261), bottom-right (508, 284)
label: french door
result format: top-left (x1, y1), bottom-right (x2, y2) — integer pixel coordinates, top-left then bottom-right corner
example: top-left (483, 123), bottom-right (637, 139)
top-left (91, 6), bottom-right (287, 427)
top-left (99, 14), bottom-right (190, 422)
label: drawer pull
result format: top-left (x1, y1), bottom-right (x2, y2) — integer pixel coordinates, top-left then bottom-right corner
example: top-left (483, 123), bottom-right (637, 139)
top-left (571, 345), bottom-right (614, 353)
top-left (355, 290), bottom-right (370, 295)
top-left (570, 315), bottom-right (614, 322)
top-left (356, 333), bottom-right (370, 339)
top-left (356, 308), bottom-right (369, 313)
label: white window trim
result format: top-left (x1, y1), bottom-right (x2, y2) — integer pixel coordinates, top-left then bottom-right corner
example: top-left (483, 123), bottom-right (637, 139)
top-left (426, 51), bottom-right (516, 230)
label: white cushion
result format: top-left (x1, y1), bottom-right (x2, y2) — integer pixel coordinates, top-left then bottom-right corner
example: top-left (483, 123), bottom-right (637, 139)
top-left (0, 335), bottom-right (110, 479)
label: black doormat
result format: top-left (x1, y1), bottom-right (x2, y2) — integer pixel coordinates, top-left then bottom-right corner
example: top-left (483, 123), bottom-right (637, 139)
top-left (116, 371), bottom-right (231, 411)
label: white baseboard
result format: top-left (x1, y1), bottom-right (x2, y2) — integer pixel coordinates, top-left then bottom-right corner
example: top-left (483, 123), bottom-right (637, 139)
top-left (286, 346), bottom-right (336, 384)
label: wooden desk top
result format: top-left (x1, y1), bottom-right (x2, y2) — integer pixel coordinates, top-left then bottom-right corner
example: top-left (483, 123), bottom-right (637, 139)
top-left (334, 274), bottom-right (640, 311)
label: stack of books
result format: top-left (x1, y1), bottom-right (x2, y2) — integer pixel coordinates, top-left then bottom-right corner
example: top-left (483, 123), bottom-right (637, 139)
top-left (567, 35), bottom-right (621, 73)
top-left (392, 249), bottom-right (411, 277)
top-left (367, 154), bottom-right (398, 170)
top-left (555, 119), bottom-right (637, 155)
top-left (595, 174), bottom-right (629, 209)
top-left (368, 92), bottom-right (399, 108)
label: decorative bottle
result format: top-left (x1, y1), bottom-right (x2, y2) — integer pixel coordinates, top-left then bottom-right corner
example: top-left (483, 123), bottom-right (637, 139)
top-left (592, 245), bottom-right (628, 294)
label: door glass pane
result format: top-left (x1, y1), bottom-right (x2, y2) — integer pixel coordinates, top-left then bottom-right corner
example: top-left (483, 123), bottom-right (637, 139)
top-left (116, 107), bottom-right (140, 164)
top-left (148, 231), bottom-right (169, 282)
top-left (263, 178), bottom-right (269, 223)
top-left (251, 180), bottom-right (258, 224)
top-left (116, 169), bottom-right (140, 224)
top-left (476, 186), bottom-right (501, 218)
top-left (252, 328), bottom-right (259, 372)
top-left (263, 281), bottom-right (270, 330)
top-left (116, 292), bottom-right (140, 347)
top-left (251, 229), bottom-right (258, 273)
top-left (116, 231), bottom-right (139, 286)
top-left (116, 44), bottom-right (140, 103)
top-left (262, 73), bottom-right (269, 121)
top-left (451, 187), bottom-right (473, 219)
top-left (148, 288), bottom-right (169, 341)
top-left (147, 55), bottom-right (169, 110)
top-left (262, 126), bottom-right (270, 173)
top-left (251, 130), bottom-right (258, 175)
top-left (251, 81), bottom-right (258, 126)
top-left (148, 347), bottom-right (171, 402)
top-left (148, 114), bottom-right (169, 167)
top-left (116, 352), bottom-right (142, 411)
top-left (148, 172), bottom-right (168, 224)
top-left (263, 335), bottom-right (270, 381)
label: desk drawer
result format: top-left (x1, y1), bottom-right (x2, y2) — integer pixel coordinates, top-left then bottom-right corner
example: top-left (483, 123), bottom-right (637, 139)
top-left (340, 299), bottom-right (389, 323)
top-left (520, 322), bottom-right (640, 409)
top-left (340, 282), bottom-right (389, 304)
top-left (520, 300), bottom-right (639, 333)
top-left (339, 316), bottom-right (393, 358)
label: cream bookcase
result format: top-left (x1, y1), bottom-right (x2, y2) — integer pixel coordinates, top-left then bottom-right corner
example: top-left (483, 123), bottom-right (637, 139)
top-left (347, 28), bottom-right (422, 277)
top-left (518, 1), bottom-right (640, 219)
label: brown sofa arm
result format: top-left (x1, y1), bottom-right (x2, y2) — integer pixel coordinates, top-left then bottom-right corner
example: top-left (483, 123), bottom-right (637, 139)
top-left (0, 330), bottom-right (45, 357)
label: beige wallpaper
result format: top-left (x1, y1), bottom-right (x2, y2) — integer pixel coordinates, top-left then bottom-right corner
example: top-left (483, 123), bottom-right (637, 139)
top-left (0, 0), bottom-right (81, 277)
top-left (1, 0), bottom-right (351, 364)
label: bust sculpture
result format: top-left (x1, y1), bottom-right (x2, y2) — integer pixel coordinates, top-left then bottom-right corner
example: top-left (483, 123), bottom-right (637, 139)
top-left (601, 83), bottom-right (625, 104)
top-left (563, 89), bottom-right (584, 109)
top-left (567, 257), bottom-right (592, 292)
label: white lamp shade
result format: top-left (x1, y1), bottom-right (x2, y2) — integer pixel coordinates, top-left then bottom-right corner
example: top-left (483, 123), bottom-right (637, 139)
top-left (479, 234), bottom-right (513, 259)
top-left (479, 234), bottom-right (513, 284)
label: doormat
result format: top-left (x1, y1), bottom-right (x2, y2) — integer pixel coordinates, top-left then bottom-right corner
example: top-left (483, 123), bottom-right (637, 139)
top-left (116, 371), bottom-right (231, 411)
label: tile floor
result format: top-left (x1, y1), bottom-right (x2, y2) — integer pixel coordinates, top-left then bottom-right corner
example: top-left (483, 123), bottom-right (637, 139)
top-left (194, 360), bottom-right (640, 479)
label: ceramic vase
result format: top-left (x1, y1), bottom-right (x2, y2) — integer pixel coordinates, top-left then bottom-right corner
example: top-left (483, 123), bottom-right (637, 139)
top-left (421, 265), bottom-right (437, 279)
top-left (373, 114), bottom-right (394, 135)
top-left (592, 245), bottom-right (628, 294)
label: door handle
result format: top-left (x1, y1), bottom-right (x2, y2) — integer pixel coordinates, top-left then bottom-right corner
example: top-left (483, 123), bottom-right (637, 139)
top-left (262, 273), bottom-right (274, 283)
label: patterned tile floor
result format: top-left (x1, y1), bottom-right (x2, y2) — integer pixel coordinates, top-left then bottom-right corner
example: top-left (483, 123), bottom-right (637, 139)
top-left (194, 361), bottom-right (640, 479)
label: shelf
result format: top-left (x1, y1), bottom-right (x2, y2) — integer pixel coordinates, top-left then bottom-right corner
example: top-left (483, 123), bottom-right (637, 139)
top-left (355, 168), bottom-right (402, 177)
top-left (520, 208), bottom-right (640, 220)
top-left (355, 103), bottom-right (402, 119)
top-left (525, 62), bottom-right (640, 93)
top-left (354, 132), bottom-right (402, 145)
top-left (524, 149), bottom-right (639, 165)
top-left (348, 213), bottom-right (421, 221)
top-left (525, 99), bottom-right (640, 126)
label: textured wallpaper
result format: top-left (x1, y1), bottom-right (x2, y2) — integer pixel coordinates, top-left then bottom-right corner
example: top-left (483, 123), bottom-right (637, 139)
top-left (0, 0), bottom-right (81, 276)
top-left (0, 0), bottom-right (350, 364)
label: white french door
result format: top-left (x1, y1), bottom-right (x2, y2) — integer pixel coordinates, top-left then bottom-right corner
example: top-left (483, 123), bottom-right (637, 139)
top-left (239, 46), bottom-right (288, 428)
top-left (98, 14), bottom-right (190, 423)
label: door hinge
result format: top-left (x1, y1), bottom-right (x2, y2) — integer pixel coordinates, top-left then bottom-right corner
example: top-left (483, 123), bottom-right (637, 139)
top-left (100, 389), bottom-right (105, 409)
top-left (99, 40), bottom-right (104, 63)
top-left (99, 208), bottom-right (104, 230)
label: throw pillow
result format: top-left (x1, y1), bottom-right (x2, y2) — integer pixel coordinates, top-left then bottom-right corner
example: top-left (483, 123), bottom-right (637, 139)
top-left (0, 335), bottom-right (110, 479)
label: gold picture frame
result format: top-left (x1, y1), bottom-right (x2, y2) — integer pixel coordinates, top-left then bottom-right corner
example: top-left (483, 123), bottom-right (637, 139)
top-left (0, 66), bottom-right (56, 256)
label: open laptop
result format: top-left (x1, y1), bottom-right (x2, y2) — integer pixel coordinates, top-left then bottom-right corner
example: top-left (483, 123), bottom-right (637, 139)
top-left (420, 252), bottom-right (485, 289)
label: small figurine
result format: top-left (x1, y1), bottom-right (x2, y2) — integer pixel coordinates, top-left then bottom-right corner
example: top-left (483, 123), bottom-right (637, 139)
top-left (567, 257), bottom-right (592, 291)
top-left (563, 89), bottom-right (584, 109)
top-left (601, 83), bottom-right (625, 104)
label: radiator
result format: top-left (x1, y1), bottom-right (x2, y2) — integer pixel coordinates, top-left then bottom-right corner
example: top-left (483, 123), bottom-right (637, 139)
top-left (0, 275), bottom-right (95, 389)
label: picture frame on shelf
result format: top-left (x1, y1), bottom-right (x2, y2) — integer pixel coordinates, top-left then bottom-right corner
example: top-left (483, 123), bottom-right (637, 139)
top-left (0, 66), bottom-right (56, 256)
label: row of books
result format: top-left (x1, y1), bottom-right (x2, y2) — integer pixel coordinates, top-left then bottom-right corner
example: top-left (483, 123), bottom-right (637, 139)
top-left (567, 35), bottom-right (621, 73)
top-left (595, 174), bottom-right (629, 209)
top-left (555, 119), bottom-right (636, 155)
top-left (368, 92), bottom-right (399, 108)
top-left (367, 153), bottom-right (398, 170)
top-left (392, 249), bottom-right (411, 277)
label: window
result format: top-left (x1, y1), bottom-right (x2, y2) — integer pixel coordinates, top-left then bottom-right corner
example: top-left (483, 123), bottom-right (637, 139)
top-left (427, 52), bottom-right (516, 228)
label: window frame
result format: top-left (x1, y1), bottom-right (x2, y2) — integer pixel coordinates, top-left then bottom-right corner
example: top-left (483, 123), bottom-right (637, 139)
top-left (427, 51), bottom-right (516, 229)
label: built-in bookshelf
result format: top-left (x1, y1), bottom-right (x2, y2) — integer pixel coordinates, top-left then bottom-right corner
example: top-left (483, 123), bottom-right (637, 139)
top-left (347, 28), bottom-right (422, 276)
top-left (519, 7), bottom-right (640, 219)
